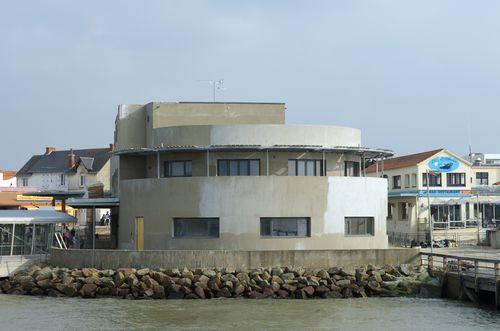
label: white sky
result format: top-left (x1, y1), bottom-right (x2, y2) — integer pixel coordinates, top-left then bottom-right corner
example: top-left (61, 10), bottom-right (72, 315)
top-left (1, 0), bottom-right (500, 170)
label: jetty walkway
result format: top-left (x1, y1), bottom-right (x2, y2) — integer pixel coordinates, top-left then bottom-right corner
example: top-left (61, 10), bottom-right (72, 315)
top-left (420, 248), bottom-right (500, 308)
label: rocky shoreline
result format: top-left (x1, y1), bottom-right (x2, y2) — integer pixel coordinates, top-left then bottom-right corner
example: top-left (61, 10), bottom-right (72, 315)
top-left (0, 264), bottom-right (440, 299)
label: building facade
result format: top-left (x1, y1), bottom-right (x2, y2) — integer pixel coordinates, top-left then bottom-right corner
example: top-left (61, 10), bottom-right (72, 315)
top-left (17, 146), bottom-right (113, 194)
top-left (367, 149), bottom-right (491, 243)
top-left (115, 102), bottom-right (393, 251)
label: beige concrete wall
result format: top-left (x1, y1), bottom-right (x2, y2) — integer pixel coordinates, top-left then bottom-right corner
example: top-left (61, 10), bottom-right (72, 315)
top-left (115, 104), bottom-right (147, 150)
top-left (151, 124), bottom-right (361, 149)
top-left (49, 247), bottom-right (420, 270)
top-left (149, 102), bottom-right (285, 129)
top-left (119, 155), bottom-right (147, 180)
top-left (118, 176), bottom-right (388, 251)
top-left (146, 102), bottom-right (286, 148)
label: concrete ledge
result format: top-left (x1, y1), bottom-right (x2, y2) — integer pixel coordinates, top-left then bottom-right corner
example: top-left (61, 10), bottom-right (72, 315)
top-left (49, 248), bottom-right (420, 269)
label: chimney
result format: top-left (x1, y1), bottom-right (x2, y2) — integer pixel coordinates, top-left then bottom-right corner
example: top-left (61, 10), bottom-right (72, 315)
top-left (45, 147), bottom-right (56, 155)
top-left (109, 143), bottom-right (115, 152)
top-left (68, 149), bottom-right (76, 169)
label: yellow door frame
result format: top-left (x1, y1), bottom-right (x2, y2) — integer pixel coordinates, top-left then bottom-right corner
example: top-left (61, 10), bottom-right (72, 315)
top-left (134, 216), bottom-right (144, 251)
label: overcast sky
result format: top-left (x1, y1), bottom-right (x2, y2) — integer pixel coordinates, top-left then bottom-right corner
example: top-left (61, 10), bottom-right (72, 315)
top-left (2, 0), bottom-right (500, 170)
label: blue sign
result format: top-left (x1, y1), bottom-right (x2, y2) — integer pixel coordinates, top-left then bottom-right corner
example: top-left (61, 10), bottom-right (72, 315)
top-left (428, 156), bottom-right (459, 173)
top-left (417, 190), bottom-right (472, 198)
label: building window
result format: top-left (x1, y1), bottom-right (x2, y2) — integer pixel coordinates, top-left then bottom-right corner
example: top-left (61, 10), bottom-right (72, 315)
top-left (60, 174), bottom-right (65, 186)
top-left (422, 173), bottom-right (442, 187)
top-left (218, 159), bottom-right (260, 176)
top-left (476, 172), bottom-right (488, 185)
top-left (260, 218), bottom-right (310, 237)
top-left (430, 205), bottom-right (461, 222)
top-left (466, 202), bottom-right (470, 219)
top-left (401, 203), bottom-right (408, 220)
top-left (173, 218), bottom-right (219, 238)
top-left (165, 160), bottom-right (192, 177)
top-left (411, 173), bottom-right (417, 187)
top-left (21, 178), bottom-right (29, 187)
top-left (393, 175), bottom-right (401, 189)
top-left (288, 160), bottom-right (324, 176)
top-left (80, 175), bottom-right (86, 186)
top-left (387, 203), bottom-right (394, 219)
top-left (344, 161), bottom-right (360, 177)
top-left (404, 174), bottom-right (410, 188)
top-left (447, 173), bottom-right (466, 187)
top-left (345, 217), bottom-right (374, 236)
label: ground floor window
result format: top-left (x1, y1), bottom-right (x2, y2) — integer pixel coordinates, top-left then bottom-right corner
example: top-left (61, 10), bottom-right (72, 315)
top-left (400, 203), bottom-right (408, 220)
top-left (345, 217), bottom-right (374, 236)
top-left (173, 218), bottom-right (220, 238)
top-left (260, 217), bottom-right (310, 237)
top-left (387, 203), bottom-right (393, 219)
top-left (430, 204), bottom-right (461, 222)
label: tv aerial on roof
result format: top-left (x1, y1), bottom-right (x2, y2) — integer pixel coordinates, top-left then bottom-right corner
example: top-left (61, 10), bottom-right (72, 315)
top-left (197, 79), bottom-right (226, 102)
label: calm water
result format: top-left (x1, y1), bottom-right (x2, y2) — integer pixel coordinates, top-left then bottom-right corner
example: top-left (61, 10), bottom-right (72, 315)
top-left (0, 295), bottom-right (499, 330)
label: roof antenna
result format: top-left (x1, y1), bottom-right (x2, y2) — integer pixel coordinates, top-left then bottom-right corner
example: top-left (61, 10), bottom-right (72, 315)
top-left (197, 79), bottom-right (226, 102)
top-left (467, 122), bottom-right (473, 162)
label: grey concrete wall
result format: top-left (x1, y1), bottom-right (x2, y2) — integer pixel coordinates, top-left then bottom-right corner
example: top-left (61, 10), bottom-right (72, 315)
top-left (151, 124), bottom-right (361, 149)
top-left (118, 176), bottom-right (388, 251)
top-left (49, 248), bottom-right (420, 270)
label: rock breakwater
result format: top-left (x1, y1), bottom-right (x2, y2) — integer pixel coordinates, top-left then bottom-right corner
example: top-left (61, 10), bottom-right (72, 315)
top-left (0, 264), bottom-right (439, 299)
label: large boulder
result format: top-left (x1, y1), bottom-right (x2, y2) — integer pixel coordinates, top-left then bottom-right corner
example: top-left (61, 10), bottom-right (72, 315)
top-left (80, 283), bottom-right (98, 298)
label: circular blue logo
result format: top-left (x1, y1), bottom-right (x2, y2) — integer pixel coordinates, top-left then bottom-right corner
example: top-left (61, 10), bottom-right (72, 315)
top-left (428, 156), bottom-right (459, 173)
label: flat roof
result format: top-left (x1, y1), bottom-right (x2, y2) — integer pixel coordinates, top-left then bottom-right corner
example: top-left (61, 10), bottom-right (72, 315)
top-left (23, 191), bottom-right (85, 198)
top-left (66, 197), bottom-right (119, 208)
top-left (0, 210), bottom-right (77, 224)
top-left (116, 145), bottom-right (394, 158)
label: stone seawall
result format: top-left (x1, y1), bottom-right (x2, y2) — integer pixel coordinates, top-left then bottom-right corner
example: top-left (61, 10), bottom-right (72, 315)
top-left (0, 263), bottom-right (440, 300)
top-left (49, 248), bottom-right (420, 270)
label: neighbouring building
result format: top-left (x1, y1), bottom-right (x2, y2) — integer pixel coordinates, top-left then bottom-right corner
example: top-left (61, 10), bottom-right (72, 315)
top-left (16, 146), bottom-right (114, 225)
top-left (17, 146), bottom-right (113, 194)
top-left (114, 101), bottom-right (393, 251)
top-left (0, 170), bottom-right (16, 189)
top-left (366, 149), bottom-right (489, 244)
top-left (469, 153), bottom-right (500, 222)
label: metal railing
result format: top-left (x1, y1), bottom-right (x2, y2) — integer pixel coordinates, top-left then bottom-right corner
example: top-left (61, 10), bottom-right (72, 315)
top-left (421, 252), bottom-right (500, 281)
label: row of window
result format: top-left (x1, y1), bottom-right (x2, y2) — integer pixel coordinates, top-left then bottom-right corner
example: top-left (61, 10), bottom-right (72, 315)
top-left (391, 172), bottom-right (492, 189)
top-left (392, 173), bottom-right (468, 189)
top-left (388, 203), bottom-right (469, 222)
top-left (172, 217), bottom-right (375, 238)
top-left (19, 175), bottom-right (86, 187)
top-left (164, 159), bottom-right (361, 177)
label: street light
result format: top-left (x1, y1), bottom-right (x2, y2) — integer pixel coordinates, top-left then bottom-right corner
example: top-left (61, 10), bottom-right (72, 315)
top-left (426, 169), bottom-right (440, 253)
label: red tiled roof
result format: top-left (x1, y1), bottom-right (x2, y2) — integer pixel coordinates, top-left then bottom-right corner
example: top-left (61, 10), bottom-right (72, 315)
top-left (1, 170), bottom-right (16, 180)
top-left (365, 149), bottom-right (444, 173)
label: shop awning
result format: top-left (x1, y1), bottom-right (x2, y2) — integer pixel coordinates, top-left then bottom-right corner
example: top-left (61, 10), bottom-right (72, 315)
top-left (0, 210), bottom-right (77, 224)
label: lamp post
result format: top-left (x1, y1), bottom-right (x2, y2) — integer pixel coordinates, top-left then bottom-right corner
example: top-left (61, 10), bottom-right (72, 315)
top-left (426, 169), bottom-right (433, 253)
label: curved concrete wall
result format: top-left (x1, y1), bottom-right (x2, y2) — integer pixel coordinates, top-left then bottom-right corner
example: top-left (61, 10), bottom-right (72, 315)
top-left (118, 176), bottom-right (388, 251)
top-left (150, 124), bottom-right (361, 149)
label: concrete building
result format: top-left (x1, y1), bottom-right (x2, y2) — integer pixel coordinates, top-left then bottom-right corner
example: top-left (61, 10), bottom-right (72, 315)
top-left (366, 149), bottom-right (485, 243)
top-left (114, 101), bottom-right (393, 251)
top-left (469, 153), bottom-right (500, 222)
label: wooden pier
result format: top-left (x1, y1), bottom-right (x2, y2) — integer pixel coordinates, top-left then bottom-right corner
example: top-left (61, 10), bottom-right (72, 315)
top-left (421, 252), bottom-right (500, 308)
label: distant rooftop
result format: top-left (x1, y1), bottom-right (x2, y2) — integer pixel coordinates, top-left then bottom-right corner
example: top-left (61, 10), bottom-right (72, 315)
top-left (366, 149), bottom-right (444, 173)
top-left (17, 146), bottom-right (113, 175)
